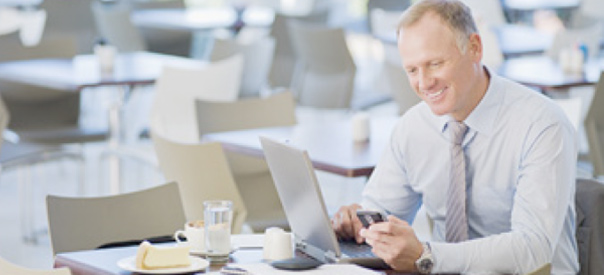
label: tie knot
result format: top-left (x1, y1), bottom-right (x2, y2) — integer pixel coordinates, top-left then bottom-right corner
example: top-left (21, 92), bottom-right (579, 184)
top-left (448, 121), bottom-right (468, 145)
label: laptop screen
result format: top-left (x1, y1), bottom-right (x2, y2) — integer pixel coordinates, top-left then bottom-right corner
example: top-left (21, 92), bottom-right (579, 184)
top-left (260, 137), bottom-right (342, 258)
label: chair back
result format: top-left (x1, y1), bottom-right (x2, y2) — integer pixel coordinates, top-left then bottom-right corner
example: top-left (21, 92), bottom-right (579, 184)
top-left (47, 182), bottom-right (186, 255)
top-left (0, 256), bottom-right (71, 275)
top-left (382, 52), bottom-right (420, 115)
top-left (40, 0), bottom-right (98, 53)
top-left (584, 72), bottom-right (604, 176)
top-left (91, 1), bottom-right (147, 52)
top-left (195, 91), bottom-right (296, 136)
top-left (575, 178), bottom-right (604, 275)
top-left (150, 54), bottom-right (243, 143)
top-left (288, 22), bottom-right (356, 108)
top-left (546, 23), bottom-right (602, 61)
top-left (211, 37), bottom-right (276, 97)
top-left (151, 134), bottom-right (247, 233)
top-left (195, 92), bottom-right (296, 232)
top-left (524, 263), bottom-right (551, 275)
top-left (461, 0), bottom-right (506, 27)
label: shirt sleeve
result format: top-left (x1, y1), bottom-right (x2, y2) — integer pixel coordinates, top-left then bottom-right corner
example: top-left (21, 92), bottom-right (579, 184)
top-left (361, 122), bottom-right (422, 223)
top-left (431, 121), bottom-right (577, 274)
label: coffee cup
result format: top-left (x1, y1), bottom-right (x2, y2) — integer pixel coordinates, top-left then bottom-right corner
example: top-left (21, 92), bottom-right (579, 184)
top-left (263, 227), bottom-right (293, 261)
top-left (174, 220), bottom-right (205, 252)
top-left (351, 112), bottom-right (370, 142)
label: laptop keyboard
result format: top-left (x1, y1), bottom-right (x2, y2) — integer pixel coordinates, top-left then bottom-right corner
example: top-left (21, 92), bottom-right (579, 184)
top-left (339, 241), bottom-right (377, 258)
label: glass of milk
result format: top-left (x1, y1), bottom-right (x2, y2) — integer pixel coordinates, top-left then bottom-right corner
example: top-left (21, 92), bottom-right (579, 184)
top-left (204, 200), bottom-right (233, 262)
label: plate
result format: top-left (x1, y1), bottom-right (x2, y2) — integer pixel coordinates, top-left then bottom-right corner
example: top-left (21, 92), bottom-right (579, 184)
top-left (117, 256), bottom-right (208, 274)
top-left (189, 246), bottom-right (237, 257)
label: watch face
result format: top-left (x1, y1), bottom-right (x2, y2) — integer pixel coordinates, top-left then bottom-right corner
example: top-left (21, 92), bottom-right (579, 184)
top-left (419, 258), bottom-right (433, 273)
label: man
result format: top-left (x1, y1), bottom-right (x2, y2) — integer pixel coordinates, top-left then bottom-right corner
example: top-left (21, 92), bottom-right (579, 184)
top-left (332, 0), bottom-right (579, 274)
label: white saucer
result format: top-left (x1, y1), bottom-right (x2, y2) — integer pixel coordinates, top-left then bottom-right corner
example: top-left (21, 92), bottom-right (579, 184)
top-left (189, 246), bottom-right (237, 257)
top-left (117, 256), bottom-right (208, 274)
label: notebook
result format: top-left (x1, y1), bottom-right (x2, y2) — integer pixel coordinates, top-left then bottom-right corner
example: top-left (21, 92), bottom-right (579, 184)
top-left (259, 137), bottom-right (388, 269)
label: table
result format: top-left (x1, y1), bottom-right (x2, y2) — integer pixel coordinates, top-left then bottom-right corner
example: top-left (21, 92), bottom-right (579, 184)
top-left (503, 0), bottom-right (580, 11)
top-left (54, 243), bottom-right (410, 275)
top-left (0, 52), bottom-right (205, 193)
top-left (498, 55), bottom-right (604, 91)
top-left (203, 112), bottom-right (398, 178)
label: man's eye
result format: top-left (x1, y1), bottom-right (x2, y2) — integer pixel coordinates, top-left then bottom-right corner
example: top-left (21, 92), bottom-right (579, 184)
top-left (430, 62), bottom-right (442, 68)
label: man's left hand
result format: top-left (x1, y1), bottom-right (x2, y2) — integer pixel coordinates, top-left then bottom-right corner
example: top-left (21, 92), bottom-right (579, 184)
top-left (360, 215), bottom-right (423, 271)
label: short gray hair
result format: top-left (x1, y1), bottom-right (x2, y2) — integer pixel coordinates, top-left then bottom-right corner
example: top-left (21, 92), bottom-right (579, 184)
top-left (398, 0), bottom-right (478, 53)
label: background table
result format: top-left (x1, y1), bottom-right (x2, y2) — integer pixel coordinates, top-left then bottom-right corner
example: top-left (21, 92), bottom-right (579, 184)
top-left (204, 114), bottom-right (398, 178)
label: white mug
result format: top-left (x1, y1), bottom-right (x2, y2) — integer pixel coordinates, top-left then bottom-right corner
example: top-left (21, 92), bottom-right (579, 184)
top-left (263, 227), bottom-right (293, 261)
top-left (94, 44), bottom-right (117, 72)
top-left (174, 220), bottom-right (205, 252)
top-left (351, 112), bottom-right (370, 142)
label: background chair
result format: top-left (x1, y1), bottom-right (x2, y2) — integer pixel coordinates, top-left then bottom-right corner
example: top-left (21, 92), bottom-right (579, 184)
top-left (40, 0), bottom-right (98, 54)
top-left (0, 255), bottom-right (71, 275)
top-left (288, 22), bottom-right (356, 109)
top-left (150, 54), bottom-right (243, 143)
top-left (195, 92), bottom-right (297, 232)
top-left (46, 181), bottom-right (185, 255)
top-left (131, 0), bottom-right (193, 57)
top-left (584, 72), bottom-right (604, 176)
top-left (151, 133), bottom-right (247, 234)
top-left (380, 47), bottom-right (421, 115)
top-left (91, 1), bottom-right (147, 52)
top-left (575, 178), bottom-right (604, 275)
top-left (210, 36), bottom-right (275, 98)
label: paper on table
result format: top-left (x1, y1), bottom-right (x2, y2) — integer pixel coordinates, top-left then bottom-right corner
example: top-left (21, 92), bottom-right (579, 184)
top-left (231, 234), bottom-right (264, 249)
top-left (229, 263), bottom-right (381, 275)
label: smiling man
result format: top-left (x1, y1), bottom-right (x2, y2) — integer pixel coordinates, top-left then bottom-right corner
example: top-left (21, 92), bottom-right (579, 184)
top-left (332, 0), bottom-right (579, 274)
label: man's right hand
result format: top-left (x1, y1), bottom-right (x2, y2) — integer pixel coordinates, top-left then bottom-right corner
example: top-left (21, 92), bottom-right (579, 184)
top-left (332, 203), bottom-right (364, 243)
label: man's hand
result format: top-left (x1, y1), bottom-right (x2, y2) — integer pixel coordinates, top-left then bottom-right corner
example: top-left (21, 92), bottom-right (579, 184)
top-left (332, 203), bottom-right (364, 243)
top-left (360, 215), bottom-right (423, 271)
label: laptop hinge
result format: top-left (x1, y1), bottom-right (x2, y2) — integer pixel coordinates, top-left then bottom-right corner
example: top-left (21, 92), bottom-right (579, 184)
top-left (324, 250), bottom-right (338, 263)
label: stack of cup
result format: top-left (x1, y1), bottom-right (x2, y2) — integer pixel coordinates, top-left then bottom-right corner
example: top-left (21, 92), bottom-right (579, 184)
top-left (263, 227), bottom-right (293, 261)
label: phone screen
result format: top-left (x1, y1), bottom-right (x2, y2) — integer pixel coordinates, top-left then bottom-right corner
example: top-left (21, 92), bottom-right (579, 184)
top-left (356, 210), bottom-right (387, 228)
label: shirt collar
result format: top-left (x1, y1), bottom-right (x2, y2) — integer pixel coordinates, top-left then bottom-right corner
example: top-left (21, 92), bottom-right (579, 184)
top-left (438, 66), bottom-right (502, 137)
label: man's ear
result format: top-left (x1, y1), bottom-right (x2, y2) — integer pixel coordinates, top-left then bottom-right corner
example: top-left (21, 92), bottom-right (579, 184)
top-left (468, 33), bottom-right (483, 61)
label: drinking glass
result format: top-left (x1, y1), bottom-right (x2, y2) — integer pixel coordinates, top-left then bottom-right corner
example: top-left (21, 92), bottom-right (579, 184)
top-left (204, 200), bottom-right (233, 262)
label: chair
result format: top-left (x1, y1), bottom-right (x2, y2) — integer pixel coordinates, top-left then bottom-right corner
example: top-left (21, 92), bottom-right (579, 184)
top-left (575, 178), bottom-right (604, 275)
top-left (460, 0), bottom-right (507, 27)
top-left (268, 12), bottom-right (329, 89)
top-left (40, 0), bottom-right (98, 54)
top-left (210, 36), bottom-right (276, 98)
top-left (524, 263), bottom-right (551, 275)
top-left (91, 1), bottom-right (147, 52)
top-left (545, 24), bottom-right (602, 61)
top-left (367, 0), bottom-right (409, 34)
top-left (151, 132), bottom-right (247, 234)
top-left (131, 0), bottom-right (193, 57)
top-left (195, 92), bottom-right (297, 232)
top-left (46, 181), bottom-right (186, 255)
top-left (584, 72), bottom-right (604, 176)
top-left (150, 54), bottom-right (243, 143)
top-left (288, 22), bottom-right (356, 109)
top-left (0, 256), bottom-right (71, 275)
top-left (380, 47), bottom-right (421, 115)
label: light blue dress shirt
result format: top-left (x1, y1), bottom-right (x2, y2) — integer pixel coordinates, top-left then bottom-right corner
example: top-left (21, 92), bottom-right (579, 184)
top-left (361, 70), bottom-right (579, 274)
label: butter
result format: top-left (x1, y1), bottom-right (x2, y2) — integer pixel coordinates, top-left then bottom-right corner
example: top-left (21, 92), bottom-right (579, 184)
top-left (135, 241), bottom-right (191, 270)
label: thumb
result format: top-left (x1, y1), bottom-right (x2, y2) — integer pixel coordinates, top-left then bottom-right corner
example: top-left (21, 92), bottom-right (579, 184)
top-left (387, 215), bottom-right (410, 227)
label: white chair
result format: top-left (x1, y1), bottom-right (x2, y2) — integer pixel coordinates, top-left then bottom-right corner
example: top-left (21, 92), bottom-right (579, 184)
top-left (584, 72), bottom-right (604, 177)
top-left (288, 22), bottom-right (356, 109)
top-left (268, 12), bottom-right (329, 89)
top-left (369, 8), bottom-right (402, 41)
top-left (150, 54), bottom-right (243, 143)
top-left (151, 133), bottom-right (248, 234)
top-left (91, 1), bottom-right (147, 52)
top-left (131, 0), bottom-right (192, 57)
top-left (546, 23), bottom-right (603, 61)
top-left (47, 181), bottom-right (186, 255)
top-left (0, 256), bottom-right (71, 275)
top-left (381, 53), bottom-right (421, 115)
top-left (195, 92), bottom-right (297, 232)
top-left (461, 0), bottom-right (507, 27)
top-left (210, 37), bottom-right (276, 98)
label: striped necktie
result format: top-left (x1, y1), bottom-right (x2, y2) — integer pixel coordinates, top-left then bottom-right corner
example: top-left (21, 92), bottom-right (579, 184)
top-left (446, 121), bottom-right (469, 243)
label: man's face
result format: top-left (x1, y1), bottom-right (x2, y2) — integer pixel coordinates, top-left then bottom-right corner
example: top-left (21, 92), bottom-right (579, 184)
top-left (398, 12), bottom-right (483, 121)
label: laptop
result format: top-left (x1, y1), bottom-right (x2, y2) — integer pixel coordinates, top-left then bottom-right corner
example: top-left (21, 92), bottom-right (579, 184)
top-left (259, 137), bottom-right (388, 269)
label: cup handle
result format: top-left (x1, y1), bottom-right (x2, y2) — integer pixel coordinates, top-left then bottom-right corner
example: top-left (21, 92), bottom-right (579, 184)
top-left (174, 230), bottom-right (186, 243)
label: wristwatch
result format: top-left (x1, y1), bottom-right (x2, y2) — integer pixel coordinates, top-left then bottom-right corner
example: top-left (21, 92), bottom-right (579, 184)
top-left (415, 242), bottom-right (434, 274)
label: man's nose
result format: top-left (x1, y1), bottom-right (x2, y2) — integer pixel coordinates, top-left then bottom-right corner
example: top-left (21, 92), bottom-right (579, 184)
top-left (418, 70), bottom-right (435, 91)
